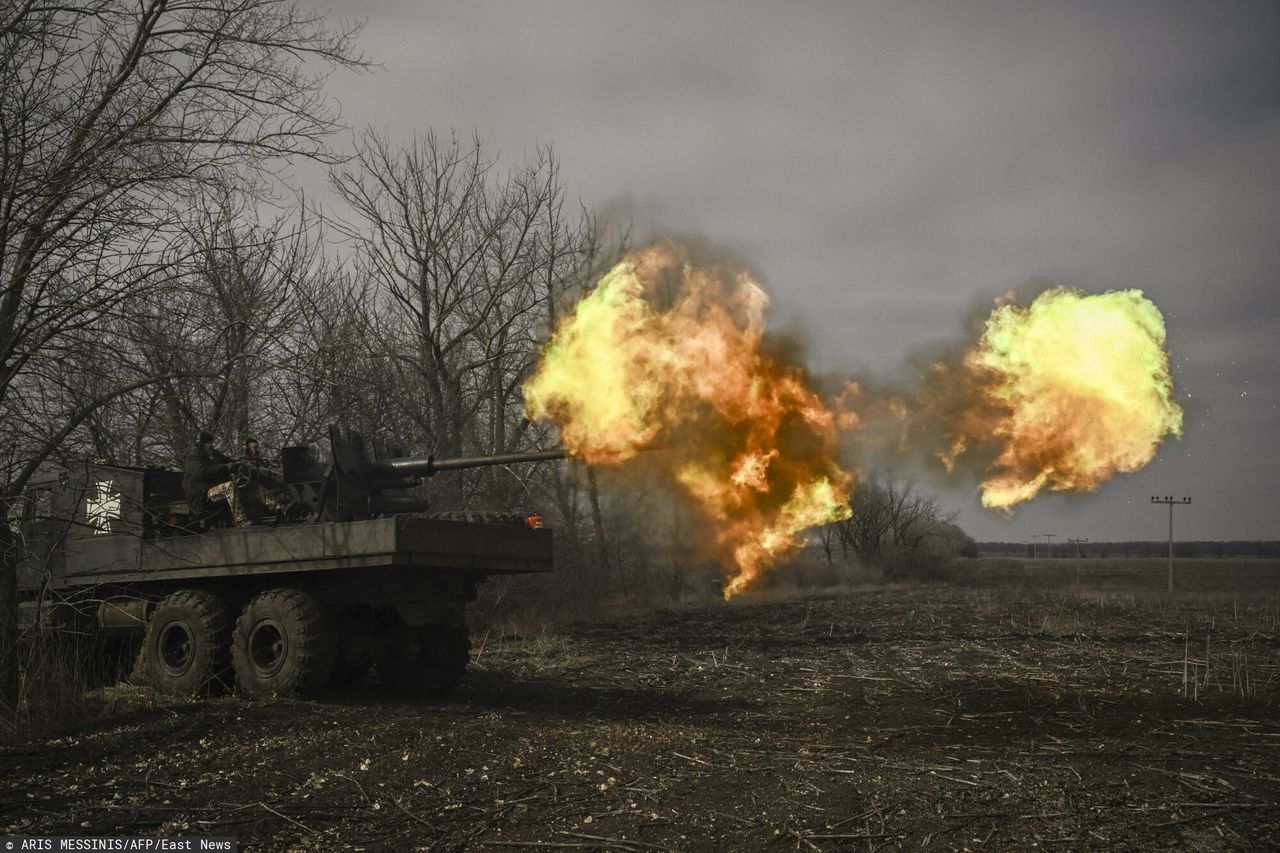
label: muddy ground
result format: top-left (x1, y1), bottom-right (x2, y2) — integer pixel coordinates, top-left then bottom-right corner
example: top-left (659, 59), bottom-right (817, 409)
top-left (3, 577), bottom-right (1280, 851)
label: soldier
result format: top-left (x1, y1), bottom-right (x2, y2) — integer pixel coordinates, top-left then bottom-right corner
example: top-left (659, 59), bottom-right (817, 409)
top-left (183, 431), bottom-right (251, 526)
top-left (240, 435), bottom-right (286, 520)
top-left (243, 436), bottom-right (265, 466)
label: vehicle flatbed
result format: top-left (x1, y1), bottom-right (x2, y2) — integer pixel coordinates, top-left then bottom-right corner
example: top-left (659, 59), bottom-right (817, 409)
top-left (53, 516), bottom-right (553, 588)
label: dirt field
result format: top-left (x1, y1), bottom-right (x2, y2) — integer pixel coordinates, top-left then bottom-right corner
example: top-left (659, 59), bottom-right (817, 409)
top-left (4, 560), bottom-right (1280, 851)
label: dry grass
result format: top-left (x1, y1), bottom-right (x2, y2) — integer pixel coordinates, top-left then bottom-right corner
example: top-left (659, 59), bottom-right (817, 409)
top-left (960, 555), bottom-right (1280, 596)
top-left (4, 581), bottom-right (1277, 850)
top-left (3, 628), bottom-right (143, 742)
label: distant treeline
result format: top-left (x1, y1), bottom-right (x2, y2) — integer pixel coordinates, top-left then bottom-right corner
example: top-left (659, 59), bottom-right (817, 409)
top-left (977, 541), bottom-right (1280, 559)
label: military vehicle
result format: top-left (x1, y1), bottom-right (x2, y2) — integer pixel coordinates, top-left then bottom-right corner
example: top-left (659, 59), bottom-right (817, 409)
top-left (14, 427), bottom-right (566, 698)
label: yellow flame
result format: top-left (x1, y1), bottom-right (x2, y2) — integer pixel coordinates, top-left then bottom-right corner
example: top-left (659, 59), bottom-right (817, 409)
top-left (723, 477), bottom-right (851, 598)
top-left (525, 244), bottom-right (853, 596)
top-left (961, 287), bottom-right (1183, 508)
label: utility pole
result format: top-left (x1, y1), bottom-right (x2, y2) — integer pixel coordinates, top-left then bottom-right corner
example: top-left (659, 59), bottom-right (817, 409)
top-left (1151, 496), bottom-right (1191, 594)
top-left (1031, 533), bottom-right (1055, 559)
top-left (1068, 537), bottom-right (1088, 586)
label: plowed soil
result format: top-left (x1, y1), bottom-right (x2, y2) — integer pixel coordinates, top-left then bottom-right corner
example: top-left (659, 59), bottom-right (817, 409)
top-left (4, 582), bottom-right (1280, 851)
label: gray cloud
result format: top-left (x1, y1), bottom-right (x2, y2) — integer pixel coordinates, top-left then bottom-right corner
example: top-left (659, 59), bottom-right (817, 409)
top-left (314, 0), bottom-right (1280, 540)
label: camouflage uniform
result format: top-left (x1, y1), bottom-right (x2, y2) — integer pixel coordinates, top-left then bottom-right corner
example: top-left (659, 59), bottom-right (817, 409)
top-left (206, 479), bottom-right (249, 524)
top-left (183, 439), bottom-right (250, 525)
top-left (240, 438), bottom-right (285, 518)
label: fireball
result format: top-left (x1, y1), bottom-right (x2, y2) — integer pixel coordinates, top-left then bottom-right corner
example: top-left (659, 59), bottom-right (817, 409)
top-left (948, 287), bottom-right (1183, 508)
top-left (524, 244), bottom-right (853, 596)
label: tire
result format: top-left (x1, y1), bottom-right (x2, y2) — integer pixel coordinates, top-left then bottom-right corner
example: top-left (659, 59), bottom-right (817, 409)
top-left (144, 590), bottom-right (232, 696)
top-left (377, 624), bottom-right (471, 697)
top-left (232, 588), bottom-right (333, 698)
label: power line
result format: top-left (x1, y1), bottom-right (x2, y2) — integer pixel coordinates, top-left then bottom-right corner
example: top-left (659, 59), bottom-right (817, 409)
top-left (1068, 537), bottom-right (1088, 586)
top-left (1150, 496), bottom-right (1192, 594)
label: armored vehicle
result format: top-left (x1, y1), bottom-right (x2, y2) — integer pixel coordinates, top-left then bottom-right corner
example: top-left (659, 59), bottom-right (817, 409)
top-left (14, 427), bottom-right (566, 698)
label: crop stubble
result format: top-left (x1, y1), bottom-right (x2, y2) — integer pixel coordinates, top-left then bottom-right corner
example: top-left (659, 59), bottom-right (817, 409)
top-left (3, 569), bottom-right (1279, 851)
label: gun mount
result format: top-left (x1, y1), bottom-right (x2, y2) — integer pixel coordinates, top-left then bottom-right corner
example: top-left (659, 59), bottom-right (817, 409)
top-left (282, 426), bottom-right (570, 523)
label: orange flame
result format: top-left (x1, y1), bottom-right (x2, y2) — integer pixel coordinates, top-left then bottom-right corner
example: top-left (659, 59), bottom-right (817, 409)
top-left (931, 287), bottom-right (1183, 509)
top-left (524, 244), bottom-right (853, 597)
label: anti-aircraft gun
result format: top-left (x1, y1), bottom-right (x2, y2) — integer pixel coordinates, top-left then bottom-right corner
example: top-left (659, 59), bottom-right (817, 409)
top-left (271, 425), bottom-right (568, 525)
top-left (15, 427), bottom-right (568, 699)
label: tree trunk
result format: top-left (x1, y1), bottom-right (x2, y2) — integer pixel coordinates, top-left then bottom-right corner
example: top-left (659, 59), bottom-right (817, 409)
top-left (0, 496), bottom-right (19, 724)
top-left (586, 467), bottom-right (610, 578)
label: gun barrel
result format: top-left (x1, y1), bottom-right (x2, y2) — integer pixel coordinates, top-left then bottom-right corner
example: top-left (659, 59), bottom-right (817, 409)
top-left (367, 448), bottom-right (570, 479)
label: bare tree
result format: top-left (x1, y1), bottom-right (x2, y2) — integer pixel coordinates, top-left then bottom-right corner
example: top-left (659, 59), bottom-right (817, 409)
top-left (329, 129), bottom-right (593, 508)
top-left (269, 255), bottom-right (377, 449)
top-left (134, 189), bottom-right (323, 460)
top-left (837, 480), bottom-right (894, 563)
top-left (829, 476), bottom-right (964, 579)
top-left (0, 0), bottom-right (365, 721)
top-left (883, 481), bottom-right (949, 558)
top-left (51, 189), bottom-right (354, 476)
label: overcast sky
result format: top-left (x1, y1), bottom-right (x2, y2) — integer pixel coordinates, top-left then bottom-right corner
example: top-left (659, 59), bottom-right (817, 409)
top-left (312, 0), bottom-right (1279, 542)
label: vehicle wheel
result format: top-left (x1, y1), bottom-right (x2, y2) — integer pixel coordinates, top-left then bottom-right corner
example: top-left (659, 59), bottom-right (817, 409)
top-left (144, 590), bottom-right (232, 696)
top-left (377, 624), bottom-right (471, 697)
top-left (232, 588), bottom-right (333, 698)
